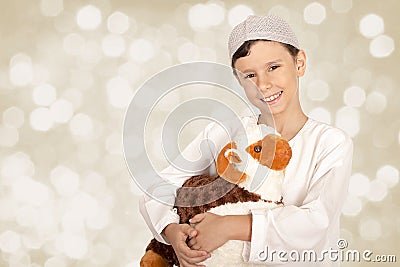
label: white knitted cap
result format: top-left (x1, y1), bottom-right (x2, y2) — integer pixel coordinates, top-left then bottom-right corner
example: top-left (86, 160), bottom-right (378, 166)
top-left (228, 14), bottom-right (300, 58)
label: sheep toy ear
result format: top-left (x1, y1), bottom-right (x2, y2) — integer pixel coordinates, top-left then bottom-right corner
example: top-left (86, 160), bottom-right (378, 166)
top-left (216, 142), bottom-right (247, 184)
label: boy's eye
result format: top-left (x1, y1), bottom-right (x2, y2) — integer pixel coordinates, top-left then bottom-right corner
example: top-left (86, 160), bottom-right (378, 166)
top-left (269, 65), bottom-right (279, 71)
top-left (244, 73), bottom-right (255, 79)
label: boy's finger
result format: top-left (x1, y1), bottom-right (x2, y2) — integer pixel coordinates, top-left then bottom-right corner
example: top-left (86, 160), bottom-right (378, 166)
top-left (189, 213), bottom-right (206, 224)
top-left (181, 244), bottom-right (209, 258)
top-left (187, 237), bottom-right (196, 247)
top-left (181, 224), bottom-right (197, 237)
top-left (180, 250), bottom-right (210, 265)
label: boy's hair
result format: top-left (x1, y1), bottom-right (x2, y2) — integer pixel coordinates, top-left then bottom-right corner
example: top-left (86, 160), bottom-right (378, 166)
top-left (231, 39), bottom-right (300, 76)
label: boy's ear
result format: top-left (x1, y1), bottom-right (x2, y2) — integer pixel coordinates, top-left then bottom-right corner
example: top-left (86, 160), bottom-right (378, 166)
top-left (296, 50), bottom-right (306, 77)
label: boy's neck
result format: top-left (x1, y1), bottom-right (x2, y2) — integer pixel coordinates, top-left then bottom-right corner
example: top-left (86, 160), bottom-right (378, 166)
top-left (258, 109), bottom-right (308, 141)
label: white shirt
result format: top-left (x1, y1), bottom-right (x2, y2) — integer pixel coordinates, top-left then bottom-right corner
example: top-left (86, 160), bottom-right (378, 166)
top-left (139, 115), bottom-right (353, 266)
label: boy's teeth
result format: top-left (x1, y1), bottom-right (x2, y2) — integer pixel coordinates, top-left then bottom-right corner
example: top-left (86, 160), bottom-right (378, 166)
top-left (263, 91), bottom-right (282, 102)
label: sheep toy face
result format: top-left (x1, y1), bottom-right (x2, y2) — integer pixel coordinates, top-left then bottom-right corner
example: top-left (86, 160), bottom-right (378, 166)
top-left (217, 132), bottom-right (292, 185)
top-left (246, 134), bottom-right (292, 171)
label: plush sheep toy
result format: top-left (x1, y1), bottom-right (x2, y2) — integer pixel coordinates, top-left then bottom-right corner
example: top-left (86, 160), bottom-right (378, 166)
top-left (140, 124), bottom-right (292, 267)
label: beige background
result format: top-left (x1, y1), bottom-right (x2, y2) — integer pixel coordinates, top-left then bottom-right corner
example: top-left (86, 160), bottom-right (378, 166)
top-left (0, 0), bottom-right (399, 266)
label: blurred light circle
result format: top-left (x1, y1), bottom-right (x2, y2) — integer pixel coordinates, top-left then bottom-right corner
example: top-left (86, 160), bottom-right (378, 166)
top-left (118, 62), bottom-right (141, 84)
top-left (3, 106), bottom-right (24, 128)
top-left (369, 35), bottom-right (395, 58)
top-left (76, 5), bottom-right (102, 30)
top-left (35, 209), bottom-right (57, 239)
top-left (268, 6), bottom-right (290, 21)
top-left (1, 152), bottom-right (35, 182)
top-left (343, 86), bottom-right (366, 107)
top-left (307, 79), bottom-right (330, 101)
top-left (365, 91), bottom-right (387, 114)
top-left (359, 14), bottom-right (384, 38)
top-left (342, 195), bottom-right (362, 216)
top-left (158, 24), bottom-right (178, 45)
top-left (199, 47), bottom-right (216, 61)
top-left (10, 53), bottom-right (32, 66)
top-left (16, 206), bottom-right (38, 227)
top-left (366, 179), bottom-right (387, 202)
top-left (50, 165), bottom-right (80, 197)
top-left (228, 5), bottom-right (254, 27)
top-left (10, 62), bottom-right (33, 87)
top-left (105, 132), bottom-right (122, 154)
top-left (335, 106), bottom-right (359, 137)
top-left (0, 230), bottom-right (21, 253)
top-left (12, 177), bottom-right (49, 206)
top-left (188, 3), bottom-right (225, 29)
top-left (106, 77), bottom-right (133, 108)
top-left (90, 243), bottom-right (112, 265)
top-left (30, 107), bottom-right (54, 132)
top-left (308, 107), bottom-right (331, 124)
top-left (0, 198), bottom-right (17, 222)
top-left (303, 2), bottom-right (326, 25)
top-left (178, 42), bottom-right (200, 62)
top-left (50, 99), bottom-right (74, 123)
top-left (69, 193), bottom-right (98, 217)
top-left (86, 207), bottom-right (109, 230)
top-left (359, 218), bottom-right (382, 240)
top-left (44, 256), bottom-right (67, 267)
top-left (40, 0), bottom-right (63, 17)
top-left (102, 34), bottom-right (126, 57)
top-left (107, 11), bottom-right (130, 34)
top-left (57, 233), bottom-right (88, 259)
top-left (63, 33), bottom-right (85, 55)
top-left (348, 173), bottom-right (370, 197)
top-left (22, 234), bottom-right (43, 249)
top-left (69, 113), bottom-right (93, 137)
top-left (0, 125), bottom-right (19, 147)
top-left (33, 84), bottom-right (57, 106)
top-left (82, 171), bottom-right (106, 194)
top-left (129, 39), bottom-right (155, 63)
top-left (9, 251), bottom-right (31, 266)
top-left (331, 0), bottom-right (352, 13)
top-left (61, 211), bottom-right (85, 233)
top-left (377, 165), bottom-right (399, 188)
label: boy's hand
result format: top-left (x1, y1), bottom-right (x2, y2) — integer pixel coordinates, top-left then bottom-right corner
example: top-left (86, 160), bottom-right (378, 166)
top-left (187, 212), bottom-right (230, 253)
top-left (163, 223), bottom-right (210, 267)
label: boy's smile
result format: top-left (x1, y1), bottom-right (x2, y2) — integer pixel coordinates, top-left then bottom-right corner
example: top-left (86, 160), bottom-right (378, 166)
top-left (261, 90), bottom-right (283, 105)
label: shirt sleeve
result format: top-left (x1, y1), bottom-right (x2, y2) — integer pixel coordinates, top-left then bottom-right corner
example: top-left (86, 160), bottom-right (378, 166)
top-left (242, 132), bottom-right (354, 264)
top-left (139, 121), bottom-right (231, 244)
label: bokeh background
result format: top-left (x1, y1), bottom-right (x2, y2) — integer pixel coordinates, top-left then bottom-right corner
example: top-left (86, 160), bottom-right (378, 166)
top-left (0, 0), bottom-right (399, 266)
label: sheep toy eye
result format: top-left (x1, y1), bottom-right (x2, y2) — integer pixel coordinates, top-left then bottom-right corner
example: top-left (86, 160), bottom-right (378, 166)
top-left (254, 145), bottom-right (262, 153)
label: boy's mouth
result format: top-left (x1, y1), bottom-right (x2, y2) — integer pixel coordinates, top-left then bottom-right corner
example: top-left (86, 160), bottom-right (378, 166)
top-left (261, 91), bottom-right (283, 104)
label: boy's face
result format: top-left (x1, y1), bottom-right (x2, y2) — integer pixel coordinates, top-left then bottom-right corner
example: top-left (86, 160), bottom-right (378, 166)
top-left (234, 41), bottom-right (306, 116)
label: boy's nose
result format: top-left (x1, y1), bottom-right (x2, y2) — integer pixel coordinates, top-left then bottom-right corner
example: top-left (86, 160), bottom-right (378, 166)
top-left (256, 74), bottom-right (272, 92)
